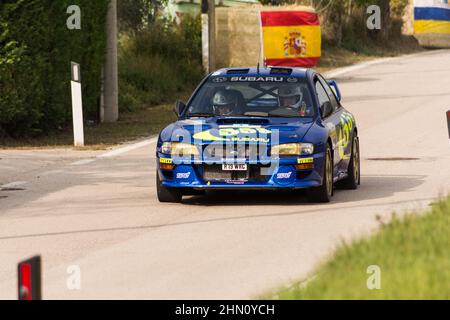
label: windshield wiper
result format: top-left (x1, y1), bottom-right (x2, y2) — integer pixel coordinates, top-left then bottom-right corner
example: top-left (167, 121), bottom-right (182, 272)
top-left (187, 112), bottom-right (215, 118)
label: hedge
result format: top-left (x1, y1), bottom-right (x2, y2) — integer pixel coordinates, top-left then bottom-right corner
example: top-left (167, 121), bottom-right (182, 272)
top-left (0, 0), bottom-right (108, 137)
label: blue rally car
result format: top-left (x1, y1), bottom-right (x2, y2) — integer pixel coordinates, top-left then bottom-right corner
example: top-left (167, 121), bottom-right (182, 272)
top-left (156, 67), bottom-right (360, 203)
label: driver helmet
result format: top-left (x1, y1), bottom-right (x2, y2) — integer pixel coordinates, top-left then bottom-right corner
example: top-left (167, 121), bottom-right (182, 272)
top-left (212, 90), bottom-right (239, 116)
top-left (278, 86), bottom-right (303, 109)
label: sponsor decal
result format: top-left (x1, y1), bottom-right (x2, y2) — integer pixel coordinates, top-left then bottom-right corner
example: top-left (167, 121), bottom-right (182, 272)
top-left (338, 112), bottom-right (355, 160)
top-left (193, 127), bottom-right (271, 143)
top-left (276, 172), bottom-right (293, 179)
top-left (210, 76), bottom-right (301, 83)
top-left (212, 77), bottom-right (227, 83)
top-left (160, 158), bottom-right (173, 164)
top-left (225, 180), bottom-right (247, 185)
top-left (297, 157), bottom-right (314, 164)
top-left (230, 76), bottom-right (284, 82)
top-left (176, 172), bottom-right (191, 179)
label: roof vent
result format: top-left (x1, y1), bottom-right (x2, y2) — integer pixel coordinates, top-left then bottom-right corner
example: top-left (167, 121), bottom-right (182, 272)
top-left (226, 68), bottom-right (250, 75)
top-left (270, 67), bottom-right (293, 75)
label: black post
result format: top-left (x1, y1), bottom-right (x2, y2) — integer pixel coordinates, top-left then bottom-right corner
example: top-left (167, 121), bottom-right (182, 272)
top-left (201, 0), bottom-right (208, 14)
top-left (447, 110), bottom-right (450, 139)
top-left (18, 256), bottom-right (42, 300)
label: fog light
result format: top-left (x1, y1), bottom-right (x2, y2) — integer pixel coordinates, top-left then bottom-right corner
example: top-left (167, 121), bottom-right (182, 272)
top-left (295, 163), bottom-right (314, 170)
top-left (160, 164), bottom-right (175, 170)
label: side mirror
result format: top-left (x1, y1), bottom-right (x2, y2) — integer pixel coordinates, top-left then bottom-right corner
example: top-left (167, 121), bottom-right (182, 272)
top-left (327, 80), bottom-right (342, 102)
top-left (320, 101), bottom-right (333, 119)
top-left (174, 100), bottom-right (186, 117)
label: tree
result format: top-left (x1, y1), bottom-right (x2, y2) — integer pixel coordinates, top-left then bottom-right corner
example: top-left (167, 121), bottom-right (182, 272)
top-left (118, 0), bottom-right (168, 32)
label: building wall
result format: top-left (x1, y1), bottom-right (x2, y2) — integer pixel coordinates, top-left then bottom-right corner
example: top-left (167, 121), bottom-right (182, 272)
top-left (215, 5), bottom-right (315, 68)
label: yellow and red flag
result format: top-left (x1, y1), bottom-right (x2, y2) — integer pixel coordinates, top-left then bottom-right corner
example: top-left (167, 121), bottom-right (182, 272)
top-left (260, 10), bottom-right (321, 67)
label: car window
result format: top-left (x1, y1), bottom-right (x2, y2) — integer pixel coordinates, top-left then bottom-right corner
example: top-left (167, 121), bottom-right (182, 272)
top-left (186, 77), bottom-right (315, 118)
top-left (315, 80), bottom-right (330, 109)
top-left (318, 75), bottom-right (340, 111)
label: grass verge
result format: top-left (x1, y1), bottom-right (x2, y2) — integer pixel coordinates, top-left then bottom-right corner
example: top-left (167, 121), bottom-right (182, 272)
top-left (272, 195), bottom-right (450, 300)
top-left (0, 104), bottom-right (176, 150)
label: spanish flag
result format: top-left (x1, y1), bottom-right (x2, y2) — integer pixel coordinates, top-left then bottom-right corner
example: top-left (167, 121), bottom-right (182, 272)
top-left (260, 11), bottom-right (321, 68)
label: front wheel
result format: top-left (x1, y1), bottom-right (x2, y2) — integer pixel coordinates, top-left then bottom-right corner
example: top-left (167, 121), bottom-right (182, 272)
top-left (340, 136), bottom-right (360, 190)
top-left (307, 144), bottom-right (333, 203)
top-left (156, 173), bottom-right (183, 203)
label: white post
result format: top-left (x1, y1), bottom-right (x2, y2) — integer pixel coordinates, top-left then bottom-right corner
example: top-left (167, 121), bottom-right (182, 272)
top-left (70, 62), bottom-right (85, 147)
top-left (202, 14), bottom-right (209, 73)
top-left (201, 4), bottom-right (210, 73)
top-left (258, 11), bottom-right (265, 67)
top-left (208, 0), bottom-right (216, 72)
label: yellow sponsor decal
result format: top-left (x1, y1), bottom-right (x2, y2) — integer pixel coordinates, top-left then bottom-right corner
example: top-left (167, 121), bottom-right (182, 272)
top-left (159, 158), bottom-right (173, 164)
top-left (338, 112), bottom-right (354, 160)
top-left (297, 157), bottom-right (314, 164)
top-left (193, 127), bottom-right (271, 143)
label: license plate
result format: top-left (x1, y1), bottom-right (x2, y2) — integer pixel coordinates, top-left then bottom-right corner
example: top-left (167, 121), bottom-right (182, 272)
top-left (222, 163), bottom-right (247, 171)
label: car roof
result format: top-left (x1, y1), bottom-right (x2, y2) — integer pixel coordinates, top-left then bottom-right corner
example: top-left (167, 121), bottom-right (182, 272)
top-left (211, 66), bottom-right (311, 78)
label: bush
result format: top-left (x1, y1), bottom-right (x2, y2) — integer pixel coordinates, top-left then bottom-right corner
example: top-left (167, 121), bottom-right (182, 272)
top-left (118, 15), bottom-right (204, 112)
top-left (0, 0), bottom-right (108, 138)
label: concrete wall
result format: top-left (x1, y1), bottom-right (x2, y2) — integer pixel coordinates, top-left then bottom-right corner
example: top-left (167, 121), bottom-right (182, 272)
top-left (215, 5), bottom-right (315, 68)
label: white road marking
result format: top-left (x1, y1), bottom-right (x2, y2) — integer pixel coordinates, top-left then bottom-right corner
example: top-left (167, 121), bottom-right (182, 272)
top-left (70, 137), bottom-right (158, 166)
top-left (1, 181), bottom-right (28, 189)
top-left (324, 50), bottom-right (447, 79)
top-left (40, 170), bottom-right (64, 176)
top-left (71, 159), bottom-right (96, 166)
top-left (97, 137), bottom-right (158, 159)
top-left (325, 57), bottom-right (397, 78)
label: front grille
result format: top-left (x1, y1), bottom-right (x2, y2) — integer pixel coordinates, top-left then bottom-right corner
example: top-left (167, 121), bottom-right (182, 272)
top-left (203, 165), bottom-right (233, 181)
top-left (203, 143), bottom-right (268, 161)
top-left (202, 164), bottom-right (270, 182)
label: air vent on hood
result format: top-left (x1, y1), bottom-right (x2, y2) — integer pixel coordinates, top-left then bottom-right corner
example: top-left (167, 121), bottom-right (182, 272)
top-left (216, 118), bottom-right (270, 126)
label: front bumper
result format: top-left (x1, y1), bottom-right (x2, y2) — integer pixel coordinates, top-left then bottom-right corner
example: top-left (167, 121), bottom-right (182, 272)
top-left (157, 153), bottom-right (325, 190)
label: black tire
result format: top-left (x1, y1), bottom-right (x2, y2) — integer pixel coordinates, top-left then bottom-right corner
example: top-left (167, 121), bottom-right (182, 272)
top-left (156, 173), bottom-right (183, 203)
top-left (340, 136), bottom-right (360, 190)
top-left (307, 144), bottom-right (333, 203)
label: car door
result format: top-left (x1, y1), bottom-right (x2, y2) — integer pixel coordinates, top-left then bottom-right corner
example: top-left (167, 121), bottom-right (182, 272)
top-left (314, 77), bottom-right (341, 178)
top-left (317, 75), bottom-right (352, 174)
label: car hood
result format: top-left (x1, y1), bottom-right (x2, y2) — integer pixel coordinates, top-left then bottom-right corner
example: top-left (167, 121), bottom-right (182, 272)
top-left (160, 117), bottom-right (315, 146)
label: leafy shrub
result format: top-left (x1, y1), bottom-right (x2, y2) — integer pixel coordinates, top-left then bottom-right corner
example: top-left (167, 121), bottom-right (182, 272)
top-left (118, 15), bottom-right (203, 112)
top-left (0, 0), bottom-right (108, 138)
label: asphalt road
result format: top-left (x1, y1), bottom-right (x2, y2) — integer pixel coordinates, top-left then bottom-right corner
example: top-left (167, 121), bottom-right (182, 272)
top-left (1, 50), bottom-right (450, 299)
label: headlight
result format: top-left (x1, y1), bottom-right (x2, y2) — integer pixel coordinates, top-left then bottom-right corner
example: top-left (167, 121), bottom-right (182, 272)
top-left (161, 142), bottom-right (200, 157)
top-left (271, 143), bottom-right (314, 156)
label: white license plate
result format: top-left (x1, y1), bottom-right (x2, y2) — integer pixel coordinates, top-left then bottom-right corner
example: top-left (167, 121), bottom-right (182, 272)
top-left (222, 163), bottom-right (247, 171)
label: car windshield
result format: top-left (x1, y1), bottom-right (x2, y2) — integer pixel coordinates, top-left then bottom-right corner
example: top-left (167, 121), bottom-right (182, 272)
top-left (186, 76), bottom-right (315, 118)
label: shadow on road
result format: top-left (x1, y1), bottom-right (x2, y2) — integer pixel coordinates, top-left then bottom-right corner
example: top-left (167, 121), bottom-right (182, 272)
top-left (182, 174), bottom-right (426, 206)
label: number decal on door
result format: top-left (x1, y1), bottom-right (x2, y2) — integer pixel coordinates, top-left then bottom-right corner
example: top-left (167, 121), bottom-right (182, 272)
top-left (338, 112), bottom-right (354, 160)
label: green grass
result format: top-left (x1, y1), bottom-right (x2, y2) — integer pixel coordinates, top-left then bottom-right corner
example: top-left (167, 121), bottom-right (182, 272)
top-left (273, 196), bottom-right (450, 300)
top-left (0, 104), bottom-right (176, 150)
